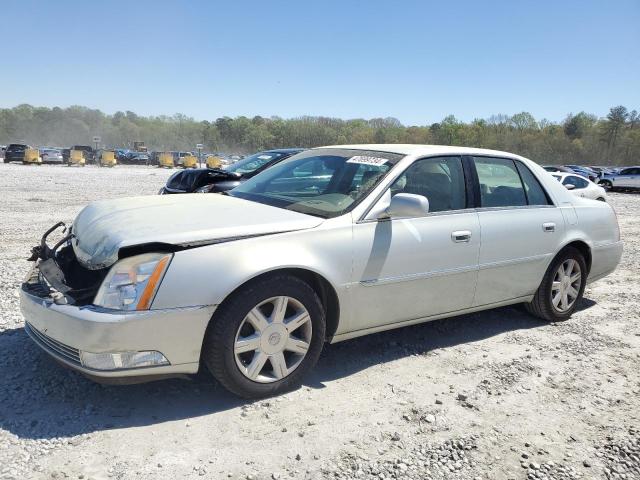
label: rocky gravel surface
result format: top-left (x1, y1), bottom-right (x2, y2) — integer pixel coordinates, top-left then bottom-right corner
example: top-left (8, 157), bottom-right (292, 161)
top-left (0, 163), bottom-right (638, 480)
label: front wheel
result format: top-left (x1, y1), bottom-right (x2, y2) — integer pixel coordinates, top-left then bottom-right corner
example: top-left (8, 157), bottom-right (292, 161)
top-left (202, 274), bottom-right (325, 398)
top-left (525, 247), bottom-right (587, 322)
top-left (599, 180), bottom-right (613, 191)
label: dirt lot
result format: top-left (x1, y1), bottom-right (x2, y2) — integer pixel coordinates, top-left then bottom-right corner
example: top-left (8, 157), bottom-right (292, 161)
top-left (0, 163), bottom-right (638, 480)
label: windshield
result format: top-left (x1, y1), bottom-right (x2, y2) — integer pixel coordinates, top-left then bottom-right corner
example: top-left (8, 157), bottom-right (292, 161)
top-left (226, 151), bottom-right (289, 175)
top-left (229, 148), bottom-right (403, 218)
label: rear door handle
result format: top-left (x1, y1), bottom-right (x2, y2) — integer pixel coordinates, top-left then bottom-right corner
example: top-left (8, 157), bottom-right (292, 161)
top-left (543, 222), bottom-right (556, 232)
top-left (451, 230), bottom-right (472, 243)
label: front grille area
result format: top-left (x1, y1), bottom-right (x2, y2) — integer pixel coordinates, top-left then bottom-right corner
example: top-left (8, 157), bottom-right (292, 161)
top-left (22, 277), bottom-right (52, 299)
top-left (25, 322), bottom-right (82, 366)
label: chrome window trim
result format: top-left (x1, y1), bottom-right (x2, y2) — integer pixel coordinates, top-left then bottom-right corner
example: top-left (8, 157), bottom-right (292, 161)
top-left (355, 207), bottom-right (477, 225)
top-left (473, 205), bottom-right (557, 213)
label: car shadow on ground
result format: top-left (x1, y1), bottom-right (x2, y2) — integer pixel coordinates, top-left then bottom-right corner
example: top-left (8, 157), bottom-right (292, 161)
top-left (0, 298), bottom-right (595, 440)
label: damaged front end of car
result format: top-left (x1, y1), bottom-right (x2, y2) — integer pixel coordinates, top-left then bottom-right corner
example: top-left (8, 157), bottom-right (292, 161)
top-left (24, 222), bottom-right (109, 306)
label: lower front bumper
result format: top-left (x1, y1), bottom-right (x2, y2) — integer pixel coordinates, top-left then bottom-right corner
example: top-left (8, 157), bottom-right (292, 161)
top-left (20, 287), bottom-right (216, 381)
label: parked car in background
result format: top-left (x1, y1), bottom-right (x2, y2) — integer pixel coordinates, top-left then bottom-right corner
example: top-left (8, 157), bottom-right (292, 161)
top-left (551, 173), bottom-right (607, 201)
top-left (3, 143), bottom-right (30, 163)
top-left (114, 149), bottom-right (130, 162)
top-left (598, 166), bottom-right (640, 191)
top-left (21, 145), bottom-right (622, 398)
top-left (158, 148), bottom-right (304, 194)
top-left (39, 148), bottom-right (64, 164)
top-left (589, 166), bottom-right (616, 177)
top-left (543, 165), bottom-right (575, 174)
top-left (122, 151), bottom-right (150, 165)
top-left (564, 165), bottom-right (598, 182)
top-left (159, 168), bottom-right (242, 194)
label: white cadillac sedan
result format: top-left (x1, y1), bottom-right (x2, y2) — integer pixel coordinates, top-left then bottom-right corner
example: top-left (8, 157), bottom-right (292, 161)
top-left (20, 145), bottom-right (623, 398)
top-left (551, 172), bottom-right (608, 202)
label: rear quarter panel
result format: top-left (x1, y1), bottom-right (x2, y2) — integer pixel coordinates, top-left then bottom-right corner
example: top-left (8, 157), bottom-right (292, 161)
top-left (564, 198), bottom-right (622, 280)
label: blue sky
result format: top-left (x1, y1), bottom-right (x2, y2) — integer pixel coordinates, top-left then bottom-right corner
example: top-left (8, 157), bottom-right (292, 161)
top-left (1, 0), bottom-right (638, 124)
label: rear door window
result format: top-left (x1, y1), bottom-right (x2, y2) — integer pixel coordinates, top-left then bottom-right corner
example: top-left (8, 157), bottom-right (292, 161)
top-left (474, 157), bottom-right (527, 207)
top-left (474, 157), bottom-right (552, 207)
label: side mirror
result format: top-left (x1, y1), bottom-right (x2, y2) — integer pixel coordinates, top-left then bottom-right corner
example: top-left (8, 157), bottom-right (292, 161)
top-left (564, 183), bottom-right (575, 190)
top-left (382, 193), bottom-right (430, 218)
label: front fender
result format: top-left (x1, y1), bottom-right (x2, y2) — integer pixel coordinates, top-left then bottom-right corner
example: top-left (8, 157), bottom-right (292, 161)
top-left (151, 224), bottom-right (353, 313)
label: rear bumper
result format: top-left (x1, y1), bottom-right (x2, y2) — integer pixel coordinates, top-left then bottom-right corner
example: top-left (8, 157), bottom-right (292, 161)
top-left (20, 286), bottom-right (215, 382)
top-left (587, 240), bottom-right (623, 283)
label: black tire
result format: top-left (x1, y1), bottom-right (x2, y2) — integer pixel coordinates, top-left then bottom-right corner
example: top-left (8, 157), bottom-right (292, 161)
top-left (596, 197), bottom-right (606, 202)
top-left (599, 180), bottom-right (613, 191)
top-left (202, 274), bottom-right (325, 398)
top-left (525, 247), bottom-right (587, 322)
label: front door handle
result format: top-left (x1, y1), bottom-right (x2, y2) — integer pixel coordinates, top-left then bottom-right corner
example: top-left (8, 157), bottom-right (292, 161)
top-left (543, 222), bottom-right (556, 232)
top-left (451, 230), bottom-right (472, 243)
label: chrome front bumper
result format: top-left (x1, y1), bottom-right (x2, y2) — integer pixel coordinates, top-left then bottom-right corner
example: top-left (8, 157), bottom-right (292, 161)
top-left (20, 285), bottom-right (215, 381)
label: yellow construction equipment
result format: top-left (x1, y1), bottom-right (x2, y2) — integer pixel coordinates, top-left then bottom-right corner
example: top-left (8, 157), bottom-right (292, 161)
top-left (158, 152), bottom-right (174, 168)
top-left (182, 154), bottom-right (198, 168)
top-left (69, 149), bottom-right (86, 166)
top-left (23, 148), bottom-right (42, 165)
top-left (100, 150), bottom-right (117, 167)
top-left (206, 155), bottom-right (223, 169)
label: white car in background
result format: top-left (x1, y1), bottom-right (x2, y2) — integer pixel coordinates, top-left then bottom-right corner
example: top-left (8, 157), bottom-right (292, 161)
top-left (551, 172), bottom-right (607, 202)
top-left (40, 148), bottom-right (64, 164)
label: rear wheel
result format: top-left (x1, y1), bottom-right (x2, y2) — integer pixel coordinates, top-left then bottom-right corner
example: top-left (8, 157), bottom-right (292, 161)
top-left (202, 274), bottom-right (325, 398)
top-left (525, 247), bottom-right (587, 322)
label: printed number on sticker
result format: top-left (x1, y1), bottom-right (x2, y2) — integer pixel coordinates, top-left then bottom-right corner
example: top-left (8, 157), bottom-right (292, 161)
top-left (346, 156), bottom-right (388, 166)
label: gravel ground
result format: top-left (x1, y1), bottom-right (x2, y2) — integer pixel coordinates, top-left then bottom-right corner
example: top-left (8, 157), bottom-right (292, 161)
top-left (0, 163), bottom-right (638, 480)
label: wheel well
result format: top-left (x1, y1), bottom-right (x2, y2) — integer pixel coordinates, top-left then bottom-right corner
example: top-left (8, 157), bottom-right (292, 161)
top-left (563, 241), bottom-right (592, 274)
top-left (216, 268), bottom-right (340, 342)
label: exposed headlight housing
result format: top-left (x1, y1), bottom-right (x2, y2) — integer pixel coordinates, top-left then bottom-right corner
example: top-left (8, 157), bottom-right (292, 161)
top-left (93, 253), bottom-right (172, 310)
top-left (80, 350), bottom-right (169, 370)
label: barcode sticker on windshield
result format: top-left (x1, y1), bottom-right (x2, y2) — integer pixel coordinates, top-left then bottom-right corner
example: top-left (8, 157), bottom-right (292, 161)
top-left (346, 156), bottom-right (388, 166)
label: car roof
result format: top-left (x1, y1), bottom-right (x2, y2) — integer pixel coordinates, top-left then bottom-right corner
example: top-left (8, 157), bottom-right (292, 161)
top-left (313, 144), bottom-right (523, 159)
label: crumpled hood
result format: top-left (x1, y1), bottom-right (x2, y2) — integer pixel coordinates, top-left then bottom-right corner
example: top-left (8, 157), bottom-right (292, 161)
top-left (72, 194), bottom-right (323, 269)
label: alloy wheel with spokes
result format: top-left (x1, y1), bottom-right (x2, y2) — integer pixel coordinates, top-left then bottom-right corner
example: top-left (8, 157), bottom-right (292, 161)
top-left (551, 259), bottom-right (582, 312)
top-left (234, 296), bottom-right (312, 383)
top-left (526, 246), bottom-right (587, 322)
top-left (203, 274), bottom-right (325, 398)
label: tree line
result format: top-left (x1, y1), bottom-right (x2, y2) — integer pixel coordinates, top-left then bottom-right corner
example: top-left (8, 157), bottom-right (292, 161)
top-left (0, 104), bottom-right (638, 165)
